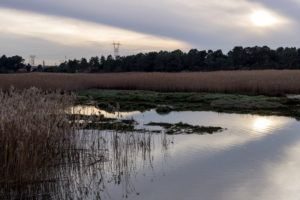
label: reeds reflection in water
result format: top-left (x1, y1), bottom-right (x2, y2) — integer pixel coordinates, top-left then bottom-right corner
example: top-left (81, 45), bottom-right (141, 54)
top-left (0, 88), bottom-right (171, 199)
top-left (1, 130), bottom-right (170, 200)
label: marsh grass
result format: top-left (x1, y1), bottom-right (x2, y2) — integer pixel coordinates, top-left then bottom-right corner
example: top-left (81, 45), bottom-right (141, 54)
top-left (0, 88), bottom-right (75, 196)
top-left (1, 71), bottom-right (300, 95)
top-left (0, 89), bottom-right (170, 199)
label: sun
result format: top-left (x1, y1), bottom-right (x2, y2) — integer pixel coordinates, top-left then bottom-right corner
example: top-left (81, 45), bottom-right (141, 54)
top-left (250, 10), bottom-right (278, 27)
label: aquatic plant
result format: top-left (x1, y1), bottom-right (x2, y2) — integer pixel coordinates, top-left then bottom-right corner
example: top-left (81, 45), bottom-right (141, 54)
top-left (0, 88), bottom-right (75, 197)
top-left (0, 89), bottom-right (171, 199)
top-left (146, 122), bottom-right (224, 135)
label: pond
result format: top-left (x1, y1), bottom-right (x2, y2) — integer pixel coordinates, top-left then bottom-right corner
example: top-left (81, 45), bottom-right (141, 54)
top-left (63, 106), bottom-right (300, 200)
top-left (6, 106), bottom-right (300, 200)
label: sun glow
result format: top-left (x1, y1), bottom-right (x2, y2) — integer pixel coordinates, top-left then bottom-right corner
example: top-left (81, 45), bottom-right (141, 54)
top-left (253, 117), bottom-right (273, 132)
top-left (250, 10), bottom-right (278, 27)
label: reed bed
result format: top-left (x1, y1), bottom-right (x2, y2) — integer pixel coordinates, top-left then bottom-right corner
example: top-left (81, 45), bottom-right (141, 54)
top-left (0, 70), bottom-right (299, 95)
top-left (0, 88), bottom-right (170, 199)
top-left (0, 88), bottom-right (75, 193)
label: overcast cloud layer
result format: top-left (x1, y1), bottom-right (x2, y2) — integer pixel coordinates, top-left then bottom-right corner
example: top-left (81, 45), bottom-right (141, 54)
top-left (0, 0), bottom-right (300, 64)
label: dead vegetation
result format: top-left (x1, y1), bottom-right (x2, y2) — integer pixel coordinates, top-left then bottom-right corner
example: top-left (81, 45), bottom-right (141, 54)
top-left (0, 88), bottom-right (75, 195)
top-left (0, 71), bottom-right (300, 95)
top-left (0, 88), bottom-right (169, 199)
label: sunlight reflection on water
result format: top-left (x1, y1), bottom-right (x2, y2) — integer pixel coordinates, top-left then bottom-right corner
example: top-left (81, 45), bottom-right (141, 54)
top-left (64, 105), bottom-right (300, 200)
top-left (70, 105), bottom-right (141, 118)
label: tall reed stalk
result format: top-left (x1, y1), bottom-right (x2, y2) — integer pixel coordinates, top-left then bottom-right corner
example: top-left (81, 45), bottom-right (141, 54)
top-left (0, 88), bottom-right (74, 187)
top-left (0, 88), bottom-right (170, 199)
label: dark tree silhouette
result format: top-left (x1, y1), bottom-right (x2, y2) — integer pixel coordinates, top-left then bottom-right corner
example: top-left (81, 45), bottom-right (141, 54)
top-left (2, 46), bottom-right (300, 73)
top-left (0, 55), bottom-right (25, 73)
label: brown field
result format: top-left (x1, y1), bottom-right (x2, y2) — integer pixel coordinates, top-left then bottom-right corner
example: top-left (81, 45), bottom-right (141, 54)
top-left (0, 70), bottom-right (300, 95)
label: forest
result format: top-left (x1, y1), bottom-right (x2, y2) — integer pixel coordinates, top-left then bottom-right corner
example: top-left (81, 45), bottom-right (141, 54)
top-left (2, 46), bottom-right (300, 73)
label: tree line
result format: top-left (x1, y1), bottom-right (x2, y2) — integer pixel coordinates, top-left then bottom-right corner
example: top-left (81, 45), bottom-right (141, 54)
top-left (0, 55), bottom-right (26, 73)
top-left (2, 46), bottom-right (300, 73)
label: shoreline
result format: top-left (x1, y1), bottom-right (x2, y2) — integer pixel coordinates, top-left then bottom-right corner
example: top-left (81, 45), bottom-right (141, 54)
top-left (77, 89), bottom-right (300, 120)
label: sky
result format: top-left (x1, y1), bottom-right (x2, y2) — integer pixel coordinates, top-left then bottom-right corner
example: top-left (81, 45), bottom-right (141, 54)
top-left (0, 0), bottom-right (300, 65)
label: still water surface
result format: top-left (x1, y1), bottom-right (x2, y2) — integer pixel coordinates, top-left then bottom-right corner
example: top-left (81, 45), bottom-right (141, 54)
top-left (69, 106), bottom-right (300, 200)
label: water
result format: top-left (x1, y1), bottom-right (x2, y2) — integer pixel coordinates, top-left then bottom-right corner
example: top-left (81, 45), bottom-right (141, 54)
top-left (65, 106), bottom-right (300, 200)
top-left (7, 106), bottom-right (300, 199)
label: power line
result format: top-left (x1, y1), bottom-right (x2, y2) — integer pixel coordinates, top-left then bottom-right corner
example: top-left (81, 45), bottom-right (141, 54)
top-left (29, 55), bottom-right (36, 66)
top-left (112, 41), bottom-right (121, 58)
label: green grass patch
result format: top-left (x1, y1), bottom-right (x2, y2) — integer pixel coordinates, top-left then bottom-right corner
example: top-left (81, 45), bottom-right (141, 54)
top-left (77, 89), bottom-right (300, 119)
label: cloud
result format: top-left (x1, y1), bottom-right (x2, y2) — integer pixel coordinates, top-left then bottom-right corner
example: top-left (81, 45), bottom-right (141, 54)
top-left (0, 0), bottom-right (299, 62)
top-left (0, 8), bottom-right (189, 64)
top-left (0, 1), bottom-right (294, 43)
top-left (0, 8), bottom-right (188, 49)
top-left (248, 0), bottom-right (300, 19)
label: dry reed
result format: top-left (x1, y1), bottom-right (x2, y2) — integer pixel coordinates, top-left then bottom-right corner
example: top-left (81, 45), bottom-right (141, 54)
top-left (0, 89), bottom-right (170, 199)
top-left (0, 88), bottom-right (74, 188)
top-left (0, 70), bottom-right (299, 95)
